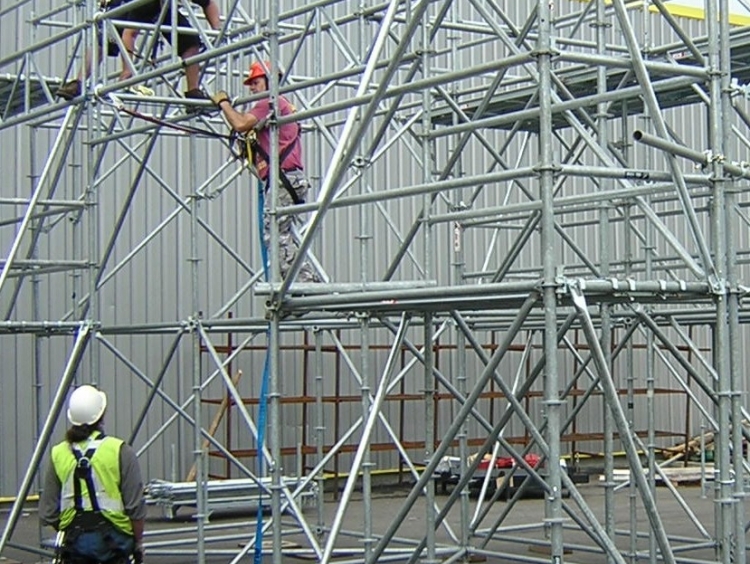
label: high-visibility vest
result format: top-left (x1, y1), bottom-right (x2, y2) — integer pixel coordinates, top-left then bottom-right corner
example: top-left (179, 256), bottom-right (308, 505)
top-left (51, 432), bottom-right (133, 536)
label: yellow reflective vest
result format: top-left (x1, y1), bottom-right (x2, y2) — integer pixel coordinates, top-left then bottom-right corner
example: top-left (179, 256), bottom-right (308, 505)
top-left (50, 432), bottom-right (133, 536)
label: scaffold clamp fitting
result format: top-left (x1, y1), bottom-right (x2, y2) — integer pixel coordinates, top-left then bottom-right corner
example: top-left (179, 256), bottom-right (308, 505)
top-left (533, 162), bottom-right (562, 176)
top-left (185, 315), bottom-right (200, 330)
top-left (708, 275), bottom-right (726, 295)
top-left (702, 149), bottom-right (726, 166)
top-left (590, 18), bottom-right (613, 29)
top-left (352, 155), bottom-right (370, 169)
top-left (658, 280), bottom-right (668, 296)
top-left (107, 92), bottom-right (125, 111)
top-left (414, 47), bottom-right (436, 57)
top-left (552, 275), bottom-right (569, 297)
top-left (730, 77), bottom-right (750, 99)
top-left (264, 298), bottom-right (281, 319)
top-left (553, 268), bottom-right (567, 291)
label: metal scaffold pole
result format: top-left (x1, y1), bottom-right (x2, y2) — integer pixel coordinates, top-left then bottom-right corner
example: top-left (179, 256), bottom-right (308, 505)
top-left (705, 1), bottom-right (735, 562)
top-left (721, 0), bottom-right (748, 558)
top-left (594, 3), bottom-right (616, 563)
top-left (188, 114), bottom-right (207, 564)
top-left (537, 1), bottom-right (565, 560)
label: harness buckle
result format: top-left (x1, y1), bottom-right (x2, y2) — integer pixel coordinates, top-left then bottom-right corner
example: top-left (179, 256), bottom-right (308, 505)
top-left (76, 457), bottom-right (92, 471)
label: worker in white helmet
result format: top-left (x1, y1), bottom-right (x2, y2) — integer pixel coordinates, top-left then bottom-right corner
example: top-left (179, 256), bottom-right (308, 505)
top-left (39, 385), bottom-right (146, 564)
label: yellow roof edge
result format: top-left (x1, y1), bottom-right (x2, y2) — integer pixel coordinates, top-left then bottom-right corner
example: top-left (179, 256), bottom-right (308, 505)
top-left (570, 0), bottom-right (750, 27)
top-left (648, 3), bottom-right (750, 26)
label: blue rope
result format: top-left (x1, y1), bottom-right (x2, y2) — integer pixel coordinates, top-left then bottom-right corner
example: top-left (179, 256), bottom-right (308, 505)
top-left (253, 181), bottom-right (270, 564)
top-left (257, 181), bottom-right (270, 279)
top-left (253, 347), bottom-right (270, 564)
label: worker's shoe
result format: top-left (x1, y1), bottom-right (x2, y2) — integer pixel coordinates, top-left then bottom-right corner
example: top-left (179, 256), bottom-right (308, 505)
top-left (127, 84), bottom-right (154, 96)
top-left (56, 79), bottom-right (81, 101)
top-left (185, 88), bottom-right (210, 115)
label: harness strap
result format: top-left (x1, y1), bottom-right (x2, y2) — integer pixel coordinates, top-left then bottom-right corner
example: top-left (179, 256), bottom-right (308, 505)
top-left (247, 124), bottom-right (304, 205)
top-left (70, 434), bottom-right (106, 514)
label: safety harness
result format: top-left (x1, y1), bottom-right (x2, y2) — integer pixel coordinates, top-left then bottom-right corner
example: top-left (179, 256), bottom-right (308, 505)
top-left (240, 124), bottom-right (304, 205)
top-left (58, 434), bottom-right (135, 564)
top-left (62, 435), bottom-right (118, 544)
top-left (70, 437), bottom-right (105, 515)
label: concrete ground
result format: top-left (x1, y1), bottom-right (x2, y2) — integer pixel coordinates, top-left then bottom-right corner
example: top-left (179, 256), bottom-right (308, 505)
top-left (0, 479), bottom-right (743, 564)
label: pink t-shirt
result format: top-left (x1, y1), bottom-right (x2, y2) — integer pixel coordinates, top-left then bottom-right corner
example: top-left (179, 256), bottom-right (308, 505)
top-left (248, 95), bottom-right (303, 180)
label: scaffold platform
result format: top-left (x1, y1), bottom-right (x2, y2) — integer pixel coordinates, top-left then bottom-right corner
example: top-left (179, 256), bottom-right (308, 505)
top-left (0, 73), bottom-right (63, 122)
top-left (431, 27), bottom-right (750, 131)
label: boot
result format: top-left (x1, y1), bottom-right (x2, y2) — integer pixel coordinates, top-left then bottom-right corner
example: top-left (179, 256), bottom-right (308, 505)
top-left (184, 88), bottom-right (210, 115)
top-left (56, 79), bottom-right (81, 101)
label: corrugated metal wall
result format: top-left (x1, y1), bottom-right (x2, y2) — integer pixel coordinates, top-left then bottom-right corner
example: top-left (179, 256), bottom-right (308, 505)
top-left (1, 1), bottom-right (746, 496)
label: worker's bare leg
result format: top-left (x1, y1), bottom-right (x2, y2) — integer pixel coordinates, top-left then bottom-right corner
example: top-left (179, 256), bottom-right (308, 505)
top-left (118, 28), bottom-right (139, 81)
top-left (182, 45), bottom-right (201, 91)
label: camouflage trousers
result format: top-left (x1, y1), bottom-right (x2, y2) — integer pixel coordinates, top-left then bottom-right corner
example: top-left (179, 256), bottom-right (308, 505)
top-left (263, 171), bottom-right (319, 283)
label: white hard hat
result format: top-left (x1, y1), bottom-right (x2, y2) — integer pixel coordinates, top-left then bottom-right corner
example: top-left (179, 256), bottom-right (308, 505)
top-left (67, 385), bottom-right (107, 426)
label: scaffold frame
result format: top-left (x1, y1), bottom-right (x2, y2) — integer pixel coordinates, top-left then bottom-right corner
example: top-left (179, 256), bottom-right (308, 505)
top-left (1, 1), bottom-right (750, 563)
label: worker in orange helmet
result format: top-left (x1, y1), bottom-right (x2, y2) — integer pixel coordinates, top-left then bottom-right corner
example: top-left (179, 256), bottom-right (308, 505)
top-left (211, 61), bottom-right (320, 283)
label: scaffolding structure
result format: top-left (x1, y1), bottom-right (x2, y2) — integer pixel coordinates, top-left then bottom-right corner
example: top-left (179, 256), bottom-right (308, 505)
top-left (1, 0), bottom-right (750, 563)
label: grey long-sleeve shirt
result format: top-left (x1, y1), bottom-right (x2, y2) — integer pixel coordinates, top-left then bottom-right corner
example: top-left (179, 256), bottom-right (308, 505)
top-left (39, 440), bottom-right (147, 529)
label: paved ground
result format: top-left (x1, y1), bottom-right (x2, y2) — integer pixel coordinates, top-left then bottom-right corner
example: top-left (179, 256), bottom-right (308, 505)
top-left (0, 477), bottom-right (743, 563)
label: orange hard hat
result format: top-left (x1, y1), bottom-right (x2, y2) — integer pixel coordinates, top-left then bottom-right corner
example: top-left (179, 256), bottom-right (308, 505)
top-left (244, 60), bottom-right (271, 86)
